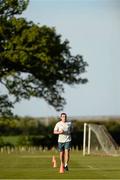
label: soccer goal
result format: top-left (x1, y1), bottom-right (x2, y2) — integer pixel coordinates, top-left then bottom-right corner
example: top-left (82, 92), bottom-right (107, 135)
top-left (83, 123), bottom-right (119, 156)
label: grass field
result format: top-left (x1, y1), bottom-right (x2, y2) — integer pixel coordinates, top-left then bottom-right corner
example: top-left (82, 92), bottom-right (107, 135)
top-left (0, 150), bottom-right (120, 179)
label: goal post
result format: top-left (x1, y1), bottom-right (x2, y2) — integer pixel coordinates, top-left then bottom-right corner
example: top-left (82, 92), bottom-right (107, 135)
top-left (83, 123), bottom-right (119, 156)
top-left (83, 123), bottom-right (87, 156)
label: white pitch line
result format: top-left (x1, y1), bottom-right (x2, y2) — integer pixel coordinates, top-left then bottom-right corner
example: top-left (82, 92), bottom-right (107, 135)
top-left (87, 165), bottom-right (99, 170)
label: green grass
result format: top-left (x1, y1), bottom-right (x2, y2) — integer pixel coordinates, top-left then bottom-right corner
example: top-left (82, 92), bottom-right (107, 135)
top-left (2, 136), bottom-right (19, 145)
top-left (0, 150), bottom-right (120, 179)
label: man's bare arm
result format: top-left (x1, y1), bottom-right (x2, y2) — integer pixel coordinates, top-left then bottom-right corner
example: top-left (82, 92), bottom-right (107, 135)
top-left (53, 130), bottom-right (64, 134)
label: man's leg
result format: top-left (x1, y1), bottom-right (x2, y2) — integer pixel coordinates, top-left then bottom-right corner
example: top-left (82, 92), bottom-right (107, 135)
top-left (64, 142), bottom-right (71, 171)
top-left (64, 149), bottom-right (70, 168)
top-left (60, 151), bottom-right (64, 165)
top-left (58, 143), bottom-right (65, 166)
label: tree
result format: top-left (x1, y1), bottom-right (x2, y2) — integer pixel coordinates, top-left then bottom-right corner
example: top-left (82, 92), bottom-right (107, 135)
top-left (0, 0), bottom-right (88, 116)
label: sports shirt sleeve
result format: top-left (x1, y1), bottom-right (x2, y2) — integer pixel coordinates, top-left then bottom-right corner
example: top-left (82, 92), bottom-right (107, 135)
top-left (54, 123), bottom-right (59, 131)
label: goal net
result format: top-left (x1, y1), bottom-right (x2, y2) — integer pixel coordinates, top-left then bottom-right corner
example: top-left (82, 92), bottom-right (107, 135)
top-left (83, 123), bottom-right (119, 156)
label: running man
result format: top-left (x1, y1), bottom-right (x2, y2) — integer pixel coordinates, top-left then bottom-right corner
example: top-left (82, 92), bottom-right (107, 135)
top-left (53, 112), bottom-right (72, 171)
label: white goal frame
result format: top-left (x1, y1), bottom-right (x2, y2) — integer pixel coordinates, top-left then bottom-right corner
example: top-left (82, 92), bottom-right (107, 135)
top-left (83, 122), bottom-right (119, 156)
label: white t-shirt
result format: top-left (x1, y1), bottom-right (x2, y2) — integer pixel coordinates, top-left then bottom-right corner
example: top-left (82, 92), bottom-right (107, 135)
top-left (54, 121), bottom-right (72, 143)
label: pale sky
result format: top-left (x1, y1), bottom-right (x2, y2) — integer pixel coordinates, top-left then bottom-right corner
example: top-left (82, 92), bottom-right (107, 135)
top-left (13, 0), bottom-right (120, 117)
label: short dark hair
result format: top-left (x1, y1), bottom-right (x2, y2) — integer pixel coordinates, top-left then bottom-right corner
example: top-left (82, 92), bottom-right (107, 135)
top-left (60, 113), bottom-right (67, 120)
top-left (61, 112), bottom-right (67, 116)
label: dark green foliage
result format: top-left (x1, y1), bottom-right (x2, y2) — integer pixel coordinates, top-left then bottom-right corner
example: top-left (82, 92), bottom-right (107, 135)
top-left (17, 135), bottom-right (30, 146)
top-left (0, 95), bottom-right (13, 117)
top-left (0, 137), bottom-right (4, 147)
top-left (0, 0), bottom-right (29, 18)
top-left (0, 0), bottom-right (88, 116)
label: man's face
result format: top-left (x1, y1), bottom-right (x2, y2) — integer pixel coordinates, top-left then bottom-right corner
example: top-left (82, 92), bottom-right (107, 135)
top-left (61, 114), bottom-right (66, 122)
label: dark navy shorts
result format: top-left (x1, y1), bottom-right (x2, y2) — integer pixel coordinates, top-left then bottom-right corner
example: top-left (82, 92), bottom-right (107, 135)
top-left (58, 141), bottom-right (71, 152)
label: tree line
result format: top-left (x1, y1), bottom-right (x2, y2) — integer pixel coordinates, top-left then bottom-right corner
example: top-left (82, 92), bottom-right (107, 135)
top-left (0, 116), bottom-right (119, 149)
